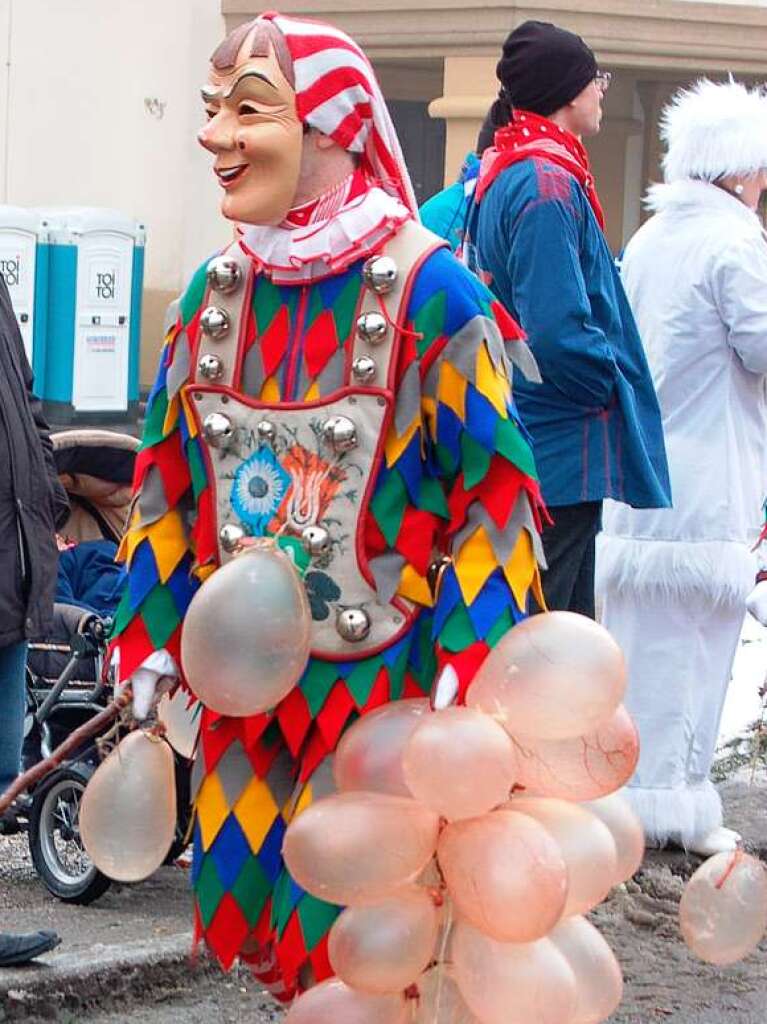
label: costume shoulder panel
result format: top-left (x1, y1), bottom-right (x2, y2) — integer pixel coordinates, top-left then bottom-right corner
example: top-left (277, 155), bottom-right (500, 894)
top-left (407, 244), bottom-right (523, 346)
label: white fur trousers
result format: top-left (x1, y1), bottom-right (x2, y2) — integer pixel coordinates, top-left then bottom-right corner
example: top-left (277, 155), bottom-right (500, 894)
top-left (599, 588), bottom-right (744, 846)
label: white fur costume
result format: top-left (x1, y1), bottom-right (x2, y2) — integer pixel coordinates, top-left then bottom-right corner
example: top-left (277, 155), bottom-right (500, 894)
top-left (597, 80), bottom-right (767, 846)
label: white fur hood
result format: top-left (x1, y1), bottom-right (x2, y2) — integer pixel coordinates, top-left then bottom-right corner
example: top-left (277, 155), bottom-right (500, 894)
top-left (661, 79), bottom-right (767, 183)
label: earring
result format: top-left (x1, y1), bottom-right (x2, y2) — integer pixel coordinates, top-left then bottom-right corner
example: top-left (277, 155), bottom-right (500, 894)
top-left (734, 183), bottom-right (745, 195)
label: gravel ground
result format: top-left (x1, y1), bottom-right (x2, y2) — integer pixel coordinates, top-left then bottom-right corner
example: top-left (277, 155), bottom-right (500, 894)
top-left (2, 775), bottom-right (765, 1023)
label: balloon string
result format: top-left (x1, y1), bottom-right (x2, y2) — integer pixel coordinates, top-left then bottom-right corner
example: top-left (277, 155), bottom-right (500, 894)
top-left (432, 896), bottom-right (453, 1024)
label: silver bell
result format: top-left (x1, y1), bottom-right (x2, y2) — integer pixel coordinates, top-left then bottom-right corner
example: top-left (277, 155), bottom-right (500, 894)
top-left (219, 522), bottom-right (245, 553)
top-left (198, 353), bottom-right (224, 381)
top-left (356, 311), bottom-right (388, 346)
top-left (322, 414), bottom-right (358, 453)
top-left (337, 607), bottom-right (372, 643)
top-left (301, 525), bottom-right (331, 558)
top-left (363, 255), bottom-right (398, 295)
top-left (200, 306), bottom-right (230, 340)
top-left (206, 256), bottom-right (242, 294)
top-left (203, 411), bottom-right (235, 449)
top-left (352, 355), bottom-right (377, 385)
top-left (256, 419), bottom-right (277, 446)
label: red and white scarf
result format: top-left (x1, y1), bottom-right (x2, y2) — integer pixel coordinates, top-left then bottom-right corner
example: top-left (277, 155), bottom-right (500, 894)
top-left (476, 110), bottom-right (605, 230)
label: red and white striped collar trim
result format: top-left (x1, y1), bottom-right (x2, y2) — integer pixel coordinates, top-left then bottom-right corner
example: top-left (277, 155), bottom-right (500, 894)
top-left (238, 184), bottom-right (411, 285)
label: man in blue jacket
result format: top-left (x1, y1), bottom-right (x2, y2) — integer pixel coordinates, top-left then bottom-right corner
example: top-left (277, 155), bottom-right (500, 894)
top-left (468, 20), bottom-right (670, 616)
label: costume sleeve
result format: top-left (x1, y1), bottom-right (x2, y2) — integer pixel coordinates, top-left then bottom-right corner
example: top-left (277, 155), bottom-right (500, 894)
top-left (108, 264), bottom-right (214, 683)
top-left (507, 184), bottom-right (617, 409)
top-left (418, 255), bottom-right (547, 694)
top-left (712, 236), bottom-right (767, 375)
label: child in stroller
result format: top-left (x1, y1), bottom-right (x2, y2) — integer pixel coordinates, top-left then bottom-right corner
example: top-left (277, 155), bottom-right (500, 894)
top-left (15, 430), bottom-right (191, 904)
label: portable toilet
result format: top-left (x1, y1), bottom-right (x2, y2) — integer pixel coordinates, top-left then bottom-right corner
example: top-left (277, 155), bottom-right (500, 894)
top-left (0, 206), bottom-right (50, 384)
top-left (41, 207), bottom-right (145, 423)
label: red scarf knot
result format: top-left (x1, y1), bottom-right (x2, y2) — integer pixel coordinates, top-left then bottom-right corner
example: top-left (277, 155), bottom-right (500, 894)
top-left (476, 110), bottom-right (605, 230)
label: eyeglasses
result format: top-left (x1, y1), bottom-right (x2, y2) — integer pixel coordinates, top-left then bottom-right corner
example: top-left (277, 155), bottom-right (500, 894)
top-left (594, 71), bottom-right (612, 93)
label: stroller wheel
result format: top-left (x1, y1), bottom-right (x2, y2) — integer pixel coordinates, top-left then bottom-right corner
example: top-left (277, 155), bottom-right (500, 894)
top-left (28, 765), bottom-right (111, 905)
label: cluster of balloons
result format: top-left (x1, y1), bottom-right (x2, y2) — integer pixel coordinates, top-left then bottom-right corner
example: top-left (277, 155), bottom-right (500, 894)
top-left (283, 612), bottom-right (644, 1024)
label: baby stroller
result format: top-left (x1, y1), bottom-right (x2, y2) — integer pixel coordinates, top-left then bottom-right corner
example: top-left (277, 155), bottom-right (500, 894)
top-left (18, 430), bottom-right (192, 904)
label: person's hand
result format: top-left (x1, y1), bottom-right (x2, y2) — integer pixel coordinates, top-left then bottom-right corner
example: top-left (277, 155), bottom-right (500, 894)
top-left (746, 579), bottom-right (767, 625)
top-left (112, 650), bottom-right (178, 722)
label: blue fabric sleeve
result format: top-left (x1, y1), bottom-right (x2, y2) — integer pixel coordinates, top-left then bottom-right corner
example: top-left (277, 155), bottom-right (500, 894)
top-left (507, 190), bottom-right (617, 409)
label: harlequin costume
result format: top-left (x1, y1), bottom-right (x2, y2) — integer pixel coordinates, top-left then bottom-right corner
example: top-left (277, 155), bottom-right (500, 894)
top-left (108, 12), bottom-right (545, 1004)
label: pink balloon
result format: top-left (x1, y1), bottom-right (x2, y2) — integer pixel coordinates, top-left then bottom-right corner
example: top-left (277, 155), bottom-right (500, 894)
top-left (506, 797), bottom-right (617, 916)
top-left (412, 966), bottom-right (481, 1022)
top-left (80, 731), bottom-right (177, 882)
top-left (181, 542), bottom-right (311, 716)
top-left (402, 707), bottom-right (517, 820)
top-left (334, 700), bottom-right (430, 797)
top-left (437, 811), bottom-right (568, 942)
top-left (511, 705), bottom-right (639, 802)
top-left (583, 792), bottom-right (645, 884)
top-left (283, 792), bottom-right (440, 906)
top-left (680, 851), bottom-right (767, 965)
top-left (284, 978), bottom-right (409, 1024)
top-left (467, 612), bottom-right (625, 740)
top-left (452, 921), bottom-right (577, 1024)
top-left (328, 889), bottom-right (439, 993)
top-left (550, 916), bottom-right (623, 1024)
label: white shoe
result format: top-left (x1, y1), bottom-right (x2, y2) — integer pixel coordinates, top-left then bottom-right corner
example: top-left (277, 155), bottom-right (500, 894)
top-left (719, 826), bottom-right (742, 842)
top-left (688, 827), bottom-right (740, 857)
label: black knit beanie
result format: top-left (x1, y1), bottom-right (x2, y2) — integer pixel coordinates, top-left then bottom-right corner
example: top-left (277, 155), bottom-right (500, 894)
top-left (491, 20), bottom-right (598, 127)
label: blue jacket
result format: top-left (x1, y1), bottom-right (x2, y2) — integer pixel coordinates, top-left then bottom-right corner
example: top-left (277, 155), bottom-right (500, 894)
top-left (420, 153), bottom-right (479, 253)
top-left (468, 158), bottom-right (671, 509)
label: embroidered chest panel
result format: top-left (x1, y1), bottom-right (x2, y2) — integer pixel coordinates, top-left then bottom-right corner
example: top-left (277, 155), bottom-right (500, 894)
top-left (186, 223), bottom-right (442, 659)
top-left (188, 385), bottom-right (416, 659)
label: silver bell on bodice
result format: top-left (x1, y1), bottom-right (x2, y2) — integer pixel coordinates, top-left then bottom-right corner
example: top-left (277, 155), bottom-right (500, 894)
top-left (301, 525), bottom-right (332, 558)
top-left (198, 353), bottom-right (224, 381)
top-left (363, 255), bottom-right (398, 295)
top-left (356, 311), bottom-right (388, 346)
top-left (203, 411), bottom-right (235, 449)
top-left (351, 355), bottom-right (377, 385)
top-left (200, 306), bottom-right (230, 340)
top-left (337, 607), bottom-right (372, 642)
top-left (206, 256), bottom-right (242, 295)
top-left (256, 419), bottom-right (277, 446)
top-left (219, 522), bottom-right (245, 553)
top-left (321, 414), bottom-right (358, 454)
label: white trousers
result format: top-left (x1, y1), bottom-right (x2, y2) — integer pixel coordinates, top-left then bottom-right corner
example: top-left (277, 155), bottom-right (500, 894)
top-left (600, 591), bottom-right (744, 846)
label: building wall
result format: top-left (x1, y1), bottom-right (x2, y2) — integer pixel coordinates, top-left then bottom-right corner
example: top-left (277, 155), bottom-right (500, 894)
top-left (0, 0), bottom-right (230, 389)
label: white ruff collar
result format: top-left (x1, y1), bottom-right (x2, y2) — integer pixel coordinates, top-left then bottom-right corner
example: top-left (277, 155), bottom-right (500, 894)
top-left (238, 187), bottom-right (411, 285)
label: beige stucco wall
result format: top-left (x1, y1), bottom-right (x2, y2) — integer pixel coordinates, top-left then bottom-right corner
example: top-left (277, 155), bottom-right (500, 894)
top-left (0, 0), bottom-right (231, 389)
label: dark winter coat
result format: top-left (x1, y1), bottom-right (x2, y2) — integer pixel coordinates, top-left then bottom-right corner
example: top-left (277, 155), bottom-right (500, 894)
top-left (0, 276), bottom-right (69, 647)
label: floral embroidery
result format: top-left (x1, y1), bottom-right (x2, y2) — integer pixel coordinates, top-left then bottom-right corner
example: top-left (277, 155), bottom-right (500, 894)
top-left (231, 446), bottom-right (291, 535)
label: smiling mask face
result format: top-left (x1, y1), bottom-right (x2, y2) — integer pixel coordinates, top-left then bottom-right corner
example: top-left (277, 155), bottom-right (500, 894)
top-left (198, 35), bottom-right (303, 226)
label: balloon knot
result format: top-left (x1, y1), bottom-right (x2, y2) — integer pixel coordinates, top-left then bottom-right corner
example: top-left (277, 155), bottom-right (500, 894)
top-left (715, 848), bottom-right (744, 890)
top-left (428, 885), bottom-right (445, 907)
